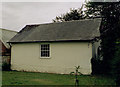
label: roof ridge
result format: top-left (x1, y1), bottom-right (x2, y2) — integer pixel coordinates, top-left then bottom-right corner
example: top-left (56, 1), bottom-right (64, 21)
top-left (26, 18), bottom-right (101, 26)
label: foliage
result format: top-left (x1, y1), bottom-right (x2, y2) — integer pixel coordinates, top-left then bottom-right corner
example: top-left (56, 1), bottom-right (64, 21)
top-left (2, 62), bottom-right (11, 71)
top-left (52, 0), bottom-right (120, 76)
top-left (85, 1), bottom-right (120, 75)
top-left (84, 2), bottom-right (103, 18)
top-left (91, 58), bottom-right (103, 75)
top-left (53, 6), bottom-right (85, 22)
top-left (70, 66), bottom-right (82, 75)
top-left (112, 43), bottom-right (120, 85)
top-left (2, 71), bottom-right (115, 85)
top-left (70, 66), bottom-right (82, 86)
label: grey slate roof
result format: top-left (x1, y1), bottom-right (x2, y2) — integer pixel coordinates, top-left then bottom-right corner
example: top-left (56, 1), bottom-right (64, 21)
top-left (9, 18), bottom-right (101, 43)
top-left (0, 28), bottom-right (17, 48)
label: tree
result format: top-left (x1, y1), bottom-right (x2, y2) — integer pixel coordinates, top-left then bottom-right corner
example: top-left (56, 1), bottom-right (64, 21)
top-left (53, 4), bottom-right (85, 22)
top-left (114, 40), bottom-right (120, 85)
top-left (52, 0), bottom-right (120, 76)
top-left (85, 1), bottom-right (120, 75)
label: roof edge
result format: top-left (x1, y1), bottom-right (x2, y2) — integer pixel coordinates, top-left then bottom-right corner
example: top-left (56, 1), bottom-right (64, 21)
top-left (26, 18), bottom-right (102, 27)
top-left (8, 40), bottom-right (95, 43)
top-left (0, 28), bottom-right (18, 33)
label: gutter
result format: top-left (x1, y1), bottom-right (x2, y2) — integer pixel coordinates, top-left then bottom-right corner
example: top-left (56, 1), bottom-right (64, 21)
top-left (8, 40), bottom-right (94, 44)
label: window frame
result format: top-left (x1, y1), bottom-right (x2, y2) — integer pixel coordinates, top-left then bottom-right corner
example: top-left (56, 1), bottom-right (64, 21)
top-left (40, 43), bottom-right (51, 58)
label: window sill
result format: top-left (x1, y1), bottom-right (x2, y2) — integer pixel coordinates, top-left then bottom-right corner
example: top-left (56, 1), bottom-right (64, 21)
top-left (40, 57), bottom-right (51, 59)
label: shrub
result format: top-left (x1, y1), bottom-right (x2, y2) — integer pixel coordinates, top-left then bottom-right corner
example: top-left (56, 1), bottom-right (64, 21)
top-left (113, 44), bottom-right (120, 85)
top-left (91, 58), bottom-right (103, 75)
top-left (2, 62), bottom-right (11, 71)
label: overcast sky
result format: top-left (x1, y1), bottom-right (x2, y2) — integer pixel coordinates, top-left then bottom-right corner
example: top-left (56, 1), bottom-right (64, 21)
top-left (1, 2), bottom-right (84, 31)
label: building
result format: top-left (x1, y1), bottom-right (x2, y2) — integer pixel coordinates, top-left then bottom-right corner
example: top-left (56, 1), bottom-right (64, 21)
top-left (9, 18), bottom-right (101, 74)
top-left (0, 28), bottom-right (17, 64)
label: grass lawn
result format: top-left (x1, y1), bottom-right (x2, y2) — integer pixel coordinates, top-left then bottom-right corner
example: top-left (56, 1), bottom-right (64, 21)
top-left (2, 71), bottom-right (116, 85)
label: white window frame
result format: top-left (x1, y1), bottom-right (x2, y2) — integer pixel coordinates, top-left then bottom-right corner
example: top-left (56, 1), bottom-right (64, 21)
top-left (40, 43), bottom-right (51, 58)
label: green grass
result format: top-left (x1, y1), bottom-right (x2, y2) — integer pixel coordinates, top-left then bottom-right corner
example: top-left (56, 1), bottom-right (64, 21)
top-left (2, 71), bottom-right (116, 85)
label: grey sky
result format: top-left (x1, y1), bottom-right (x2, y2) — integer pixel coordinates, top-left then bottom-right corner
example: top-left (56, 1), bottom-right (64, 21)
top-left (2, 2), bottom-right (83, 31)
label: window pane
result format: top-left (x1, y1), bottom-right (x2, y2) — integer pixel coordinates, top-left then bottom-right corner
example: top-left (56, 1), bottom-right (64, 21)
top-left (41, 51), bottom-right (44, 57)
top-left (47, 51), bottom-right (50, 57)
top-left (41, 44), bottom-right (50, 57)
top-left (41, 45), bottom-right (44, 48)
top-left (41, 47), bottom-right (43, 50)
top-left (46, 47), bottom-right (49, 50)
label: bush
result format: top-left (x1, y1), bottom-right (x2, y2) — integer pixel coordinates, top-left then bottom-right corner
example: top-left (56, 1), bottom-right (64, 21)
top-left (113, 44), bottom-right (120, 85)
top-left (91, 58), bottom-right (103, 75)
top-left (2, 62), bottom-right (11, 71)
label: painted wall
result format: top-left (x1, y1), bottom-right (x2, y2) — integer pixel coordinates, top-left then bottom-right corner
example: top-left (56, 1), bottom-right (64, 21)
top-left (11, 42), bottom-right (92, 74)
top-left (92, 41), bottom-right (100, 59)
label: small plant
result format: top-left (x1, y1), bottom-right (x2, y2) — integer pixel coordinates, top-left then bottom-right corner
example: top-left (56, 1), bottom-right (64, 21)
top-left (70, 66), bottom-right (82, 87)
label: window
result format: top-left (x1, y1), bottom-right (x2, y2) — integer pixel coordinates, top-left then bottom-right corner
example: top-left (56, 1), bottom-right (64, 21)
top-left (40, 44), bottom-right (50, 58)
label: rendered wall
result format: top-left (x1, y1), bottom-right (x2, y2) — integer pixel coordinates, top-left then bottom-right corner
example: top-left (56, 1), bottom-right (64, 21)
top-left (92, 41), bottom-right (100, 59)
top-left (11, 42), bottom-right (92, 74)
